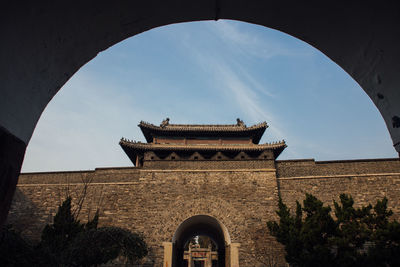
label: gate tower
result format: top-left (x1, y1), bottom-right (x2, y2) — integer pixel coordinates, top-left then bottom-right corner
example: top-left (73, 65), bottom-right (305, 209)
top-left (119, 118), bottom-right (286, 168)
top-left (119, 118), bottom-right (286, 266)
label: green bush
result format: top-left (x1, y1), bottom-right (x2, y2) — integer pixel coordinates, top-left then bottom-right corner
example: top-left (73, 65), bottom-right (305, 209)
top-left (1, 197), bottom-right (148, 266)
top-left (267, 194), bottom-right (400, 267)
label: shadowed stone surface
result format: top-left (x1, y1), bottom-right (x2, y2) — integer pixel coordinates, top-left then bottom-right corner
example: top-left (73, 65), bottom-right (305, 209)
top-left (0, 126), bottom-right (26, 226)
top-left (2, 0), bottom-right (400, 236)
top-left (7, 157), bottom-right (400, 266)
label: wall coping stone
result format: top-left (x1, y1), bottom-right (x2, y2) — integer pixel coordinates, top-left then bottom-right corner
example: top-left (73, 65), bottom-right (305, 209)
top-left (139, 168), bottom-right (276, 173)
top-left (20, 166), bottom-right (139, 175)
top-left (278, 172), bottom-right (400, 180)
top-left (276, 158), bottom-right (400, 164)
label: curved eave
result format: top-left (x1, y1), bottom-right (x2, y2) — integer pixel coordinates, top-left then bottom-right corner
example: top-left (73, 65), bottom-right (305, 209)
top-left (138, 121), bottom-right (268, 144)
top-left (120, 139), bottom-right (286, 162)
top-left (273, 144), bottom-right (286, 159)
top-left (120, 141), bottom-right (140, 165)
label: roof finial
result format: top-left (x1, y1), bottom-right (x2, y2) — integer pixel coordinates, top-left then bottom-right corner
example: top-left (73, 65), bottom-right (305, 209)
top-left (160, 118), bottom-right (170, 128)
top-left (236, 118), bottom-right (245, 127)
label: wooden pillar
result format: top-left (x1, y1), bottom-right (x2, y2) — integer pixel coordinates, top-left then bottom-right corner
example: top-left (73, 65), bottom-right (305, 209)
top-left (188, 245), bottom-right (193, 267)
top-left (206, 246), bottom-right (212, 267)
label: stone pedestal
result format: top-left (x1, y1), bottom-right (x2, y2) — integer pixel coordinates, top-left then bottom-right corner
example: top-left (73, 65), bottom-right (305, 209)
top-left (227, 243), bottom-right (240, 267)
top-left (163, 242), bottom-right (173, 267)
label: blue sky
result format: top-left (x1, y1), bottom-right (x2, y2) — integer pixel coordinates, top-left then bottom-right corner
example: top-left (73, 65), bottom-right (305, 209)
top-left (21, 20), bottom-right (397, 172)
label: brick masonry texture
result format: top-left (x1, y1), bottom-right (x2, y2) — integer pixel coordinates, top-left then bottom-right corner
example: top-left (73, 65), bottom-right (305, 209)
top-left (7, 158), bottom-right (400, 266)
top-left (275, 158), bottom-right (400, 177)
top-left (276, 159), bottom-right (400, 220)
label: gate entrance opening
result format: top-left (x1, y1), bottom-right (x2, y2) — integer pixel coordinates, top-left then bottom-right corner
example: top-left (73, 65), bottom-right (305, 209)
top-left (164, 215), bottom-right (240, 267)
top-left (183, 235), bottom-right (218, 267)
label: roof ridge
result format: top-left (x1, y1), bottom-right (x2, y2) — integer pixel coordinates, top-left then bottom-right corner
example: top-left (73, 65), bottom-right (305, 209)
top-left (138, 120), bottom-right (268, 129)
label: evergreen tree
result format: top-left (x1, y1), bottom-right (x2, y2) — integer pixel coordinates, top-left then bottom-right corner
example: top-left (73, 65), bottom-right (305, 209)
top-left (40, 197), bottom-right (85, 265)
top-left (38, 197), bottom-right (148, 266)
top-left (0, 225), bottom-right (38, 266)
top-left (0, 197), bottom-right (149, 266)
top-left (267, 194), bottom-right (400, 267)
top-left (366, 197), bottom-right (400, 267)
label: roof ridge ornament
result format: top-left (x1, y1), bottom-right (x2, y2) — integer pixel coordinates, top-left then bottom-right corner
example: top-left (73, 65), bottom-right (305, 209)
top-left (160, 118), bottom-right (170, 128)
top-left (236, 118), bottom-right (246, 127)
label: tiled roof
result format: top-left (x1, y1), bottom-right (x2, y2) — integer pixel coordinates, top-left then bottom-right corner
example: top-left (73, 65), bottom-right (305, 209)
top-left (139, 120), bottom-right (267, 131)
top-left (119, 138), bottom-right (286, 165)
top-left (138, 119), bottom-right (268, 144)
top-left (120, 138), bottom-right (285, 151)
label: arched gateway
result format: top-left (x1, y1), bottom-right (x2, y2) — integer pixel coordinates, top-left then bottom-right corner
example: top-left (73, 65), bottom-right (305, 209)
top-left (165, 215), bottom-right (239, 267)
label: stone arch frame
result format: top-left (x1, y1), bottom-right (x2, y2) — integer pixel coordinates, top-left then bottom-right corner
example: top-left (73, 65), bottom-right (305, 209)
top-left (158, 195), bottom-right (242, 238)
top-left (172, 214), bottom-right (232, 246)
top-left (159, 195), bottom-right (246, 267)
top-left (1, 1), bottom-right (400, 226)
top-left (171, 214), bottom-right (231, 267)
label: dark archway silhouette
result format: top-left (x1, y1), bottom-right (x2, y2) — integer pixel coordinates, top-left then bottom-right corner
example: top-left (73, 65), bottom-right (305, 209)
top-left (1, 1), bottom-right (400, 225)
top-left (172, 215), bottom-right (230, 267)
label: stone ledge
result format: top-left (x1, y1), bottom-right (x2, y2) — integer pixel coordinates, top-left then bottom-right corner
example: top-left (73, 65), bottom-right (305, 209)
top-left (16, 181), bottom-right (142, 187)
top-left (139, 168), bottom-right (276, 173)
top-left (278, 172), bottom-right (400, 180)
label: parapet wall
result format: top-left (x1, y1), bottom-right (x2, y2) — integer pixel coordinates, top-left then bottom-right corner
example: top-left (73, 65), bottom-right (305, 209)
top-left (18, 167), bottom-right (141, 184)
top-left (7, 157), bottom-right (400, 267)
top-left (8, 167), bottom-right (284, 267)
top-left (276, 158), bottom-right (400, 219)
top-left (276, 158), bottom-right (400, 177)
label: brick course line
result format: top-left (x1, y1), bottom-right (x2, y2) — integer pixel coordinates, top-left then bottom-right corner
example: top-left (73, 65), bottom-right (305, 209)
top-left (139, 168), bottom-right (276, 173)
top-left (16, 182), bottom-right (141, 187)
top-left (278, 172), bottom-right (400, 180)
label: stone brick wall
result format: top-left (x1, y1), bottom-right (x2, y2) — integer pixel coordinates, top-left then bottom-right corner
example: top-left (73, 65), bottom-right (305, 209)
top-left (276, 158), bottom-right (400, 177)
top-left (17, 167), bottom-right (141, 184)
top-left (8, 166), bottom-right (285, 267)
top-left (7, 157), bottom-right (400, 267)
top-left (276, 158), bottom-right (400, 220)
top-left (278, 174), bottom-right (400, 219)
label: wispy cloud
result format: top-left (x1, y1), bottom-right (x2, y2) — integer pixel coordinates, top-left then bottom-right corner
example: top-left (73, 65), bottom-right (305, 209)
top-left (209, 20), bottom-right (304, 60)
top-left (212, 59), bottom-right (285, 140)
top-left (22, 72), bottom-right (162, 172)
top-left (234, 63), bottom-right (276, 98)
top-left (175, 21), bottom-right (287, 141)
